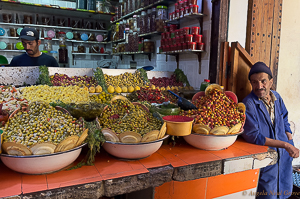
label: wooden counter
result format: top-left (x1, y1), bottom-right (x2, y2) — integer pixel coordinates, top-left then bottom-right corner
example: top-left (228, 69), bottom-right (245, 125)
top-left (0, 137), bottom-right (276, 199)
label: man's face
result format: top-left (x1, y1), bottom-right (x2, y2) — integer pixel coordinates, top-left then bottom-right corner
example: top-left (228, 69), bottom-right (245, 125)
top-left (21, 39), bottom-right (41, 57)
top-left (250, 72), bottom-right (273, 98)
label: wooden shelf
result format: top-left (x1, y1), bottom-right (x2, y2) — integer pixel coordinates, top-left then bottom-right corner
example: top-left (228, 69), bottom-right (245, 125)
top-left (0, 50), bottom-right (25, 53)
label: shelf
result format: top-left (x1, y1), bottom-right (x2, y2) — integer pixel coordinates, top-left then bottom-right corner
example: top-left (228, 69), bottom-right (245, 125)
top-left (0, 36), bottom-right (19, 39)
top-left (0, 50), bottom-right (25, 53)
top-left (0, 23), bottom-right (107, 33)
top-left (112, 51), bottom-right (152, 61)
top-left (161, 49), bottom-right (205, 55)
top-left (72, 53), bottom-right (110, 56)
top-left (0, 0), bottom-right (114, 21)
top-left (112, 51), bottom-right (151, 55)
top-left (111, 0), bottom-right (177, 24)
top-left (111, 38), bottom-right (125, 43)
top-left (68, 40), bottom-right (109, 44)
top-left (165, 13), bottom-right (205, 24)
top-left (138, 31), bottom-right (162, 38)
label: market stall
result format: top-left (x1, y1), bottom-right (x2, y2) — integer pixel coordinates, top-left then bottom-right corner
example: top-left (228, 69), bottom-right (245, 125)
top-left (0, 65), bottom-right (277, 199)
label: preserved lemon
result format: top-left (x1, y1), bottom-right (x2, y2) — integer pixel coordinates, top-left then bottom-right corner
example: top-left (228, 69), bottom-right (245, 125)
top-left (135, 86), bottom-right (140, 91)
top-left (89, 87), bottom-right (95, 93)
top-left (95, 85), bottom-right (102, 93)
top-left (107, 86), bottom-right (115, 93)
top-left (122, 86), bottom-right (128, 93)
top-left (115, 86), bottom-right (122, 93)
top-left (128, 86), bottom-right (134, 93)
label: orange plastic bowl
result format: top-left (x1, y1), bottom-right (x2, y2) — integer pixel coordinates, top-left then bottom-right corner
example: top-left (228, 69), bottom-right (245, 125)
top-left (163, 115), bottom-right (194, 136)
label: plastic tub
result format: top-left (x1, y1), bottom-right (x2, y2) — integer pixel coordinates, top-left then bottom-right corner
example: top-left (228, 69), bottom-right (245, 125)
top-left (191, 27), bottom-right (200, 35)
top-left (182, 27), bottom-right (190, 35)
top-left (185, 34), bottom-right (193, 42)
top-left (194, 34), bottom-right (202, 43)
top-left (187, 42), bottom-right (197, 50)
top-left (197, 43), bottom-right (205, 51)
top-left (190, 5), bottom-right (199, 14)
top-left (163, 115), bottom-right (194, 136)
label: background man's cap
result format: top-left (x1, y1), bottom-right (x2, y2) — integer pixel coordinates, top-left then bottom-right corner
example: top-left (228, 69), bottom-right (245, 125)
top-left (19, 28), bottom-right (39, 41)
top-left (248, 62), bottom-right (273, 80)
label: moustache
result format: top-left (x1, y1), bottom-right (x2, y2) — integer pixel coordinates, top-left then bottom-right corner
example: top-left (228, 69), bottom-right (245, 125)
top-left (255, 88), bottom-right (266, 92)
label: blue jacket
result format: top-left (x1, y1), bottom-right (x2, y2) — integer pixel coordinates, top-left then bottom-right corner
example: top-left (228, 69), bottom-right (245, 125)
top-left (242, 91), bottom-right (293, 199)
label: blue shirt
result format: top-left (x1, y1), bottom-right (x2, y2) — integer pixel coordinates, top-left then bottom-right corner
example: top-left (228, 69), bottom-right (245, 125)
top-left (242, 90), bottom-right (293, 199)
top-left (10, 53), bottom-right (59, 67)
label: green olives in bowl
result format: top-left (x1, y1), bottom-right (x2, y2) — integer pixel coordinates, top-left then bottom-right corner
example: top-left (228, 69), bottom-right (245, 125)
top-left (67, 103), bottom-right (105, 121)
top-left (150, 103), bottom-right (180, 116)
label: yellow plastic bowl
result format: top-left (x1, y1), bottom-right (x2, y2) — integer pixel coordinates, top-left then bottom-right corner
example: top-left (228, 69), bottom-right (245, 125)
top-left (163, 115), bottom-right (194, 136)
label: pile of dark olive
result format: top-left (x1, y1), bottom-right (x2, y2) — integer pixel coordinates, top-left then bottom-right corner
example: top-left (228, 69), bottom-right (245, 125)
top-left (98, 99), bottom-right (162, 136)
top-left (2, 101), bottom-right (83, 147)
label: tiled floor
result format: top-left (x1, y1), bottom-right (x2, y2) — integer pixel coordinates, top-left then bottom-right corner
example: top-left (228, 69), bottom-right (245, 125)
top-left (0, 137), bottom-right (268, 198)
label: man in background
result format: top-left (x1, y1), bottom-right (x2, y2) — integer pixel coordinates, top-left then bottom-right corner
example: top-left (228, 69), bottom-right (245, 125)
top-left (10, 27), bottom-right (59, 67)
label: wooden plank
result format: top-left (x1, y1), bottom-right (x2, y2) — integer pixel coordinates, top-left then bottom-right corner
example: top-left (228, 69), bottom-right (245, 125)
top-left (269, 0), bottom-right (282, 90)
top-left (260, 0), bottom-right (269, 62)
top-left (209, 0), bottom-right (230, 83)
top-left (264, 0), bottom-right (274, 66)
top-left (236, 56), bottom-right (252, 102)
top-left (219, 42), bottom-right (229, 90)
top-left (245, 0), bottom-right (254, 54)
top-left (254, 0), bottom-right (262, 61)
top-left (236, 42), bottom-right (255, 66)
top-left (228, 42), bottom-right (239, 93)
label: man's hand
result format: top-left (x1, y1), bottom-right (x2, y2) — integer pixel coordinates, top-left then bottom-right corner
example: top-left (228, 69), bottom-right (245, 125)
top-left (286, 132), bottom-right (293, 140)
top-left (265, 137), bottom-right (300, 158)
top-left (284, 143), bottom-right (300, 158)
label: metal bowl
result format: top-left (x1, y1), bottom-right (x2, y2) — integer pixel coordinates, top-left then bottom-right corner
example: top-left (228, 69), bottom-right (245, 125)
top-left (0, 143), bottom-right (86, 174)
top-left (103, 135), bottom-right (169, 160)
top-left (183, 131), bottom-right (243, 150)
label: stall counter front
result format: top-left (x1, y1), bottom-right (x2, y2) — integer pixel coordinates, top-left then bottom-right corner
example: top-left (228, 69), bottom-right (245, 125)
top-left (0, 137), bottom-right (276, 199)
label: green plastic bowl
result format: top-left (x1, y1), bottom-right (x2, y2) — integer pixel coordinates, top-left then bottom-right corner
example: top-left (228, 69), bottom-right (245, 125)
top-left (150, 104), bottom-right (181, 116)
top-left (16, 42), bottom-right (24, 50)
top-left (0, 55), bottom-right (8, 65)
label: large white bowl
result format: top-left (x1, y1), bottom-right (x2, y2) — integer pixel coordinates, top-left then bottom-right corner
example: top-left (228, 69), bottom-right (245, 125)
top-left (0, 144), bottom-right (86, 174)
top-left (183, 132), bottom-right (243, 151)
top-left (103, 135), bottom-right (169, 160)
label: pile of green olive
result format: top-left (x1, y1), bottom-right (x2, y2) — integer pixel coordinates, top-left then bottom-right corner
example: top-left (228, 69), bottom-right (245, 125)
top-left (2, 102), bottom-right (83, 147)
top-left (98, 99), bottom-right (162, 136)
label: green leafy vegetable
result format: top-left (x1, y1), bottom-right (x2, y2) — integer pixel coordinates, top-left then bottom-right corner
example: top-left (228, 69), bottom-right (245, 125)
top-left (36, 65), bottom-right (52, 86)
top-left (68, 120), bottom-right (105, 170)
top-left (174, 69), bottom-right (190, 87)
top-left (137, 68), bottom-right (150, 83)
top-left (94, 67), bottom-right (108, 93)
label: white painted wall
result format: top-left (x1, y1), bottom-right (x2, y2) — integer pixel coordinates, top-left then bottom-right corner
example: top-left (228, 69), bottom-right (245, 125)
top-left (228, 0), bottom-right (300, 165)
top-left (227, 0), bottom-right (248, 48)
top-left (277, 0), bottom-right (300, 165)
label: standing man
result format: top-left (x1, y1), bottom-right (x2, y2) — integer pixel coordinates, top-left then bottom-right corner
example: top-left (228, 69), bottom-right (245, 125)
top-left (242, 61), bottom-right (299, 199)
top-left (10, 27), bottom-right (59, 67)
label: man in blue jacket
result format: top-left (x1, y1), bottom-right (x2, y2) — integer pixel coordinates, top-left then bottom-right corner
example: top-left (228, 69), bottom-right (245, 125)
top-left (242, 61), bottom-right (299, 199)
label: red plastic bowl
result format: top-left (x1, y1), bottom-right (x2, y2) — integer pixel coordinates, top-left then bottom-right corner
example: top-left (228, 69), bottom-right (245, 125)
top-left (163, 115), bottom-right (194, 123)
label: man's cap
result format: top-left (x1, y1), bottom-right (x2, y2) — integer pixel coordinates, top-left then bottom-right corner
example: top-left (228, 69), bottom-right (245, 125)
top-left (248, 62), bottom-right (273, 80)
top-left (19, 28), bottom-right (39, 41)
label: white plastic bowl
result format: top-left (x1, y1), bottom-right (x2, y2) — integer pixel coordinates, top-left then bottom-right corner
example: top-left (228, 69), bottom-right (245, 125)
top-left (103, 135), bottom-right (169, 160)
top-left (183, 132), bottom-right (243, 150)
top-left (0, 144), bottom-right (86, 174)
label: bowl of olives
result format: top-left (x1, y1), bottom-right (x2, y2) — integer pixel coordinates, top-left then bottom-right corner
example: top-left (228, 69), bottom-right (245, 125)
top-left (0, 101), bottom-right (88, 174)
top-left (67, 102), bottom-right (106, 121)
